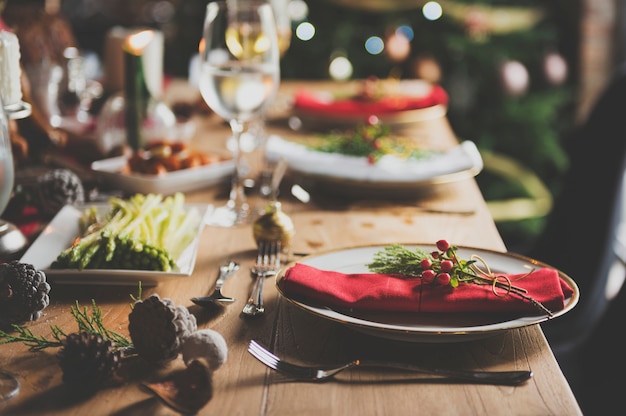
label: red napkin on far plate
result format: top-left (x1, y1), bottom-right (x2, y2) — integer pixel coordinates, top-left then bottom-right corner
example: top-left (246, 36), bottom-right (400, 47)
top-left (293, 85), bottom-right (449, 118)
top-left (279, 263), bottom-right (574, 315)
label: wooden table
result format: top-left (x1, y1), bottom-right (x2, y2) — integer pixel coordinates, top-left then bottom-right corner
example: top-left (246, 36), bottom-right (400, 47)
top-left (0, 81), bottom-right (581, 415)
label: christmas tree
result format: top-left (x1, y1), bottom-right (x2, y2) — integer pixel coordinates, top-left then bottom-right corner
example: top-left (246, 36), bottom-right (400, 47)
top-left (280, 0), bottom-right (578, 248)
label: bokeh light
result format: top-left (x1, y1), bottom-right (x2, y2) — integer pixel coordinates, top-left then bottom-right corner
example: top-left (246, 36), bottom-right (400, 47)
top-left (295, 22), bottom-right (315, 41)
top-left (386, 31), bottom-right (411, 62)
top-left (329, 55), bottom-right (353, 80)
top-left (288, 0), bottom-right (309, 22)
top-left (396, 25), bottom-right (414, 41)
top-left (423, 1), bottom-right (443, 21)
top-left (364, 36), bottom-right (384, 55)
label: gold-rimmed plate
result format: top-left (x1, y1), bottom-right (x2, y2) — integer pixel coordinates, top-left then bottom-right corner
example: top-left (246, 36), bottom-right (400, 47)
top-left (276, 244), bottom-right (579, 343)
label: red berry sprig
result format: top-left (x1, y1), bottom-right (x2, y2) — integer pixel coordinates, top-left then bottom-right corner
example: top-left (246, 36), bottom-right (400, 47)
top-left (367, 239), bottom-right (477, 289)
top-left (367, 240), bottom-right (554, 315)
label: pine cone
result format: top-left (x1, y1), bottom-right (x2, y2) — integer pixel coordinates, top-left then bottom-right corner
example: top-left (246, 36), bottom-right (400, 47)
top-left (128, 294), bottom-right (197, 364)
top-left (0, 261), bottom-right (51, 327)
top-left (35, 168), bottom-right (85, 218)
top-left (57, 332), bottom-right (121, 394)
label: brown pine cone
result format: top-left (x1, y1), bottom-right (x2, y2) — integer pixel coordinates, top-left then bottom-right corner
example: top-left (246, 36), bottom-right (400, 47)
top-left (57, 332), bottom-right (122, 394)
top-left (34, 168), bottom-right (85, 218)
top-left (128, 294), bottom-right (197, 364)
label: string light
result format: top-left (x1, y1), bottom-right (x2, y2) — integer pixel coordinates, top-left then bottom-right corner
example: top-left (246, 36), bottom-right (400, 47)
top-left (364, 36), bottom-right (384, 55)
top-left (423, 1), bottom-right (443, 21)
top-left (328, 55), bottom-right (353, 80)
top-left (295, 22), bottom-right (315, 41)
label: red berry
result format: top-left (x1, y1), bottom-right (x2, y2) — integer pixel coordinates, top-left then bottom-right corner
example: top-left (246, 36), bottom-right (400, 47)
top-left (431, 251), bottom-right (439, 259)
top-left (436, 239), bottom-right (450, 251)
top-left (421, 269), bottom-right (436, 283)
top-left (420, 258), bottom-right (432, 269)
top-left (436, 272), bottom-right (451, 285)
top-left (440, 260), bottom-right (453, 273)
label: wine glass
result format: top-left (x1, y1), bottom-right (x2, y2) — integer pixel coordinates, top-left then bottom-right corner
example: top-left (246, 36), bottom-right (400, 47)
top-left (199, 0), bottom-right (280, 226)
top-left (0, 100), bottom-right (21, 402)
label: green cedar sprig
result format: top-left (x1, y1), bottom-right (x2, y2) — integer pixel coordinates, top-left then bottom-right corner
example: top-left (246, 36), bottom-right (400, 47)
top-left (0, 285), bottom-right (143, 351)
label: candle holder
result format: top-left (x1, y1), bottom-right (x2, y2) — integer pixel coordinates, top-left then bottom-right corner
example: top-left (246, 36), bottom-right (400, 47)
top-left (123, 30), bottom-right (153, 151)
top-left (95, 29), bottom-right (175, 153)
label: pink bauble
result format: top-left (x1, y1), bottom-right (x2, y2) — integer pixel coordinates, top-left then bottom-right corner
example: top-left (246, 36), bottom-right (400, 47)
top-left (543, 52), bottom-right (568, 85)
top-left (500, 60), bottom-right (529, 96)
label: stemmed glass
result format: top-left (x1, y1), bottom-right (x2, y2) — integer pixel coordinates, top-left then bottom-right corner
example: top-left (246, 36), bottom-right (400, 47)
top-left (199, 0), bottom-right (281, 226)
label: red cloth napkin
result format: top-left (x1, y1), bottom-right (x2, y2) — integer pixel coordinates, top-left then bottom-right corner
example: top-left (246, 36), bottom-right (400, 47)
top-left (279, 263), bottom-right (574, 315)
top-left (293, 85), bottom-right (448, 118)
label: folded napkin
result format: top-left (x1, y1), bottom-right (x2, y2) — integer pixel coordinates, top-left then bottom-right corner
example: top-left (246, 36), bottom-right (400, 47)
top-left (293, 84), bottom-right (448, 117)
top-left (279, 263), bottom-right (574, 315)
top-left (265, 136), bottom-right (483, 183)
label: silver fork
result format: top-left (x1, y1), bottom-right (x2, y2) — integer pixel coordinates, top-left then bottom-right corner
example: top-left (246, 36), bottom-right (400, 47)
top-left (248, 340), bottom-right (532, 385)
top-left (242, 241), bottom-right (281, 317)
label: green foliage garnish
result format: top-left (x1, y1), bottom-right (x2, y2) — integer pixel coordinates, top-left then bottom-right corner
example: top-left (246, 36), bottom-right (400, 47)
top-left (51, 192), bottom-right (201, 271)
top-left (309, 122), bottom-right (433, 163)
top-left (366, 243), bottom-right (478, 288)
top-left (0, 286), bottom-right (142, 351)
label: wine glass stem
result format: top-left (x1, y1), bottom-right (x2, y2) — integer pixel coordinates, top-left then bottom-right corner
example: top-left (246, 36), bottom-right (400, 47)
top-left (228, 119), bottom-right (250, 221)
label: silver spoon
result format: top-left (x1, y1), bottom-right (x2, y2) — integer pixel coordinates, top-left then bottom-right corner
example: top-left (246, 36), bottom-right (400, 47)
top-left (191, 261), bottom-right (240, 307)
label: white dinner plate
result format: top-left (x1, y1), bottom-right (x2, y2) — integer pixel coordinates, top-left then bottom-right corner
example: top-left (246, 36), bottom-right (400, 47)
top-left (20, 203), bottom-right (211, 286)
top-left (266, 137), bottom-right (483, 198)
top-left (91, 156), bottom-right (234, 195)
top-left (276, 244), bottom-right (579, 343)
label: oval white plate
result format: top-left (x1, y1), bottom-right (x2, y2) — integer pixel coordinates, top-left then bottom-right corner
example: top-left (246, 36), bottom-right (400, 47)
top-left (91, 156), bottom-right (234, 195)
top-left (276, 244), bottom-right (579, 342)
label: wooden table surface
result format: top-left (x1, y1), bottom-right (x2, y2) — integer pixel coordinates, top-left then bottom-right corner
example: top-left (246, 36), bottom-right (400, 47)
top-left (0, 80), bottom-right (582, 415)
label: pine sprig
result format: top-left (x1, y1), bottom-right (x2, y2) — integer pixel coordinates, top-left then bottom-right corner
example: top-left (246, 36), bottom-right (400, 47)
top-left (367, 244), bottom-right (445, 277)
top-left (0, 287), bottom-right (142, 351)
top-left (70, 300), bottom-right (133, 349)
top-left (0, 325), bottom-right (65, 351)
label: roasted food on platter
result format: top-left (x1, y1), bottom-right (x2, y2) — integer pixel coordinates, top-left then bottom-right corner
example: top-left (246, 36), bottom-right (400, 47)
top-left (124, 140), bottom-right (228, 175)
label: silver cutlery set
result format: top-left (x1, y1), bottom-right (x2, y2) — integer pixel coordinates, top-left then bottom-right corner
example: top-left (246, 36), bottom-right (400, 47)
top-left (191, 257), bottom-right (533, 385)
top-left (191, 240), bottom-right (281, 316)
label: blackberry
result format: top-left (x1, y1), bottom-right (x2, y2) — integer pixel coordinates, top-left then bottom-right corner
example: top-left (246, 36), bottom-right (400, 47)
top-left (0, 261), bottom-right (51, 327)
